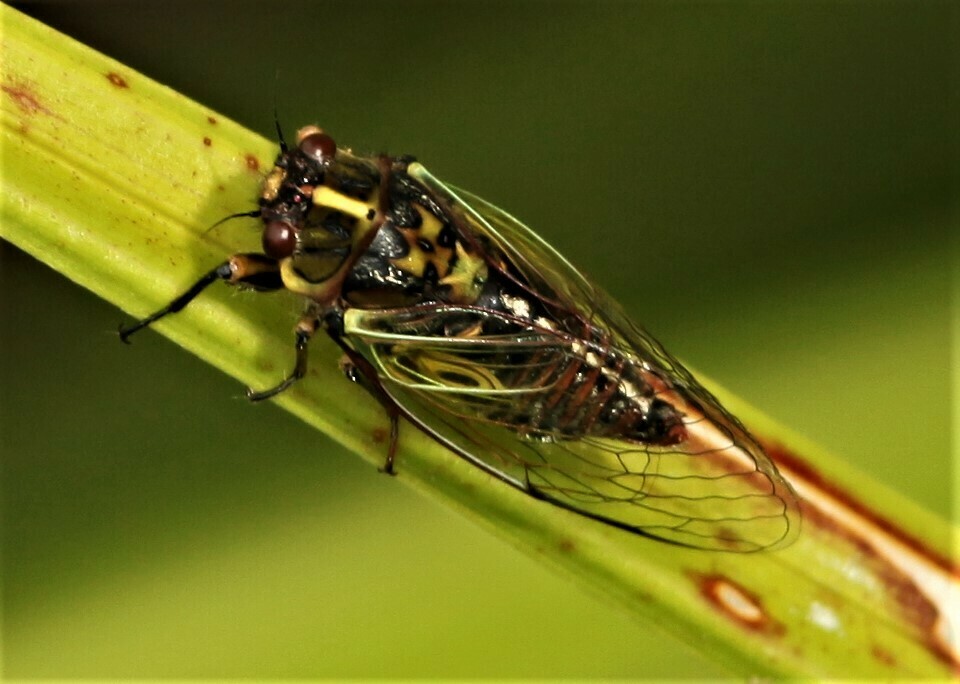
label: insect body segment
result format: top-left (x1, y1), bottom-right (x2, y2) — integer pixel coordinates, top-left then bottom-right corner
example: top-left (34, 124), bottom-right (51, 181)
top-left (119, 126), bottom-right (800, 552)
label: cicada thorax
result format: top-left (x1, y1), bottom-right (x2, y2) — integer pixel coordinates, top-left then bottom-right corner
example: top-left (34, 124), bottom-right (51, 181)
top-left (340, 168), bottom-right (490, 309)
top-left (259, 134), bottom-right (489, 311)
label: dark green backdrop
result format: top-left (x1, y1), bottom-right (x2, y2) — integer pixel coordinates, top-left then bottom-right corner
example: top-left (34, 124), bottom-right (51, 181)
top-left (2, 1), bottom-right (955, 677)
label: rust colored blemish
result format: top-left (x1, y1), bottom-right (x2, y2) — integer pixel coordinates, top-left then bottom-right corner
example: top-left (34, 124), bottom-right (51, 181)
top-left (876, 549), bottom-right (939, 633)
top-left (245, 154), bottom-right (260, 171)
top-left (203, 136), bottom-right (212, 147)
top-left (217, 184), bottom-right (226, 192)
top-left (558, 538), bottom-right (576, 553)
top-left (371, 427), bottom-right (388, 444)
top-left (207, 115), bottom-right (217, 124)
top-left (690, 572), bottom-right (784, 636)
top-left (764, 441), bottom-right (956, 574)
top-left (1, 80), bottom-right (55, 118)
top-left (871, 644), bottom-right (897, 668)
top-left (764, 441), bottom-right (960, 670)
top-left (106, 72), bottom-right (128, 88)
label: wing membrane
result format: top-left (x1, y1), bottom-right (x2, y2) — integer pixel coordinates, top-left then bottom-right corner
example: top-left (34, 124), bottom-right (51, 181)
top-left (358, 164), bottom-right (803, 551)
top-left (346, 302), bottom-right (799, 552)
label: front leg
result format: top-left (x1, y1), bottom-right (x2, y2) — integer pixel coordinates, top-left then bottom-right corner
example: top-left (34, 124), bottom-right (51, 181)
top-left (119, 253), bottom-right (284, 342)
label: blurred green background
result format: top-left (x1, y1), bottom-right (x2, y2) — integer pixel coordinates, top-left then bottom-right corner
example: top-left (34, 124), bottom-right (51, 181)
top-left (2, 1), bottom-right (955, 678)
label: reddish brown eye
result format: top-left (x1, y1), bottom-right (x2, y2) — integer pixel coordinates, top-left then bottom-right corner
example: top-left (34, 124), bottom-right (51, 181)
top-left (299, 132), bottom-right (337, 161)
top-left (263, 220), bottom-right (296, 258)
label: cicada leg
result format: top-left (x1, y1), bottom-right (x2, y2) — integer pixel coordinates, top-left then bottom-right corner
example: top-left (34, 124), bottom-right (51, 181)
top-left (246, 310), bottom-right (321, 402)
top-left (325, 311), bottom-right (400, 476)
top-left (118, 254), bottom-right (283, 342)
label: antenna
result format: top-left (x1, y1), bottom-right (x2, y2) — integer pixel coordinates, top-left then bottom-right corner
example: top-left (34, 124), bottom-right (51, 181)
top-left (203, 209), bottom-right (261, 235)
top-left (273, 70), bottom-right (287, 152)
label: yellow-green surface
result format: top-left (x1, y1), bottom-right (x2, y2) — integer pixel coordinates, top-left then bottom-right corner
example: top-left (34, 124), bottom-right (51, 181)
top-left (2, 2), bottom-right (955, 679)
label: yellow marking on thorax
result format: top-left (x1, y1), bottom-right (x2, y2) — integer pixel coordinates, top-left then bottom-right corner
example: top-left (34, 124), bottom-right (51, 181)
top-left (311, 185), bottom-right (375, 221)
top-left (279, 184), bottom-right (381, 303)
top-left (280, 258), bottom-right (334, 299)
top-left (389, 205), bottom-right (454, 277)
top-left (440, 242), bottom-right (488, 304)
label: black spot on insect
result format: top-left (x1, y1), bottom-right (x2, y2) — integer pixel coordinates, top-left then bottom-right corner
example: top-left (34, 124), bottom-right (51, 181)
top-left (594, 373), bottom-right (610, 393)
top-left (388, 197), bottom-right (422, 228)
top-left (423, 262), bottom-right (439, 286)
top-left (342, 256), bottom-right (422, 308)
top-left (336, 174), bottom-right (373, 199)
top-left (417, 238), bottom-right (435, 253)
top-left (318, 211), bottom-right (356, 240)
top-left (437, 225), bottom-right (456, 248)
top-left (394, 172), bottom-right (445, 221)
top-left (277, 184), bottom-right (308, 209)
top-left (474, 280), bottom-right (505, 313)
top-left (366, 208), bottom-right (376, 220)
top-left (370, 224), bottom-right (409, 259)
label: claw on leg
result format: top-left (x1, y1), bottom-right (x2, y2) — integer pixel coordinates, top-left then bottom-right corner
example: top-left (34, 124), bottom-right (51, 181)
top-left (246, 312), bottom-right (320, 402)
top-left (378, 416), bottom-right (399, 476)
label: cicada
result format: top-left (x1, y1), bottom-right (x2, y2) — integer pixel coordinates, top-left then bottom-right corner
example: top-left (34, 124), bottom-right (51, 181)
top-left (121, 126), bottom-right (800, 552)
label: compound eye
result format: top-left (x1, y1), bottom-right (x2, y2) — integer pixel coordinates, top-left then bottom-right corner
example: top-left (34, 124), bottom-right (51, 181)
top-left (263, 220), bottom-right (296, 259)
top-left (299, 131), bottom-right (337, 162)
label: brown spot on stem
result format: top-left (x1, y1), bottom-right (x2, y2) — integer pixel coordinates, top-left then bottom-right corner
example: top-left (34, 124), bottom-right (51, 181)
top-left (203, 136), bottom-right (212, 147)
top-left (764, 441), bottom-right (960, 670)
top-left (106, 72), bottom-right (128, 88)
top-left (691, 572), bottom-right (784, 636)
top-left (871, 644), bottom-right (897, 668)
top-left (371, 427), bottom-right (388, 444)
top-left (245, 154), bottom-right (260, 171)
top-left (2, 80), bottom-right (55, 118)
top-left (207, 115), bottom-right (217, 124)
top-left (766, 442), bottom-right (955, 572)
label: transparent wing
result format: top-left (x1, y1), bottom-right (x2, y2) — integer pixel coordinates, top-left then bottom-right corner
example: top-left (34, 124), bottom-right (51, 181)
top-left (354, 165), bottom-right (803, 551)
top-left (347, 303), bottom-right (799, 552)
